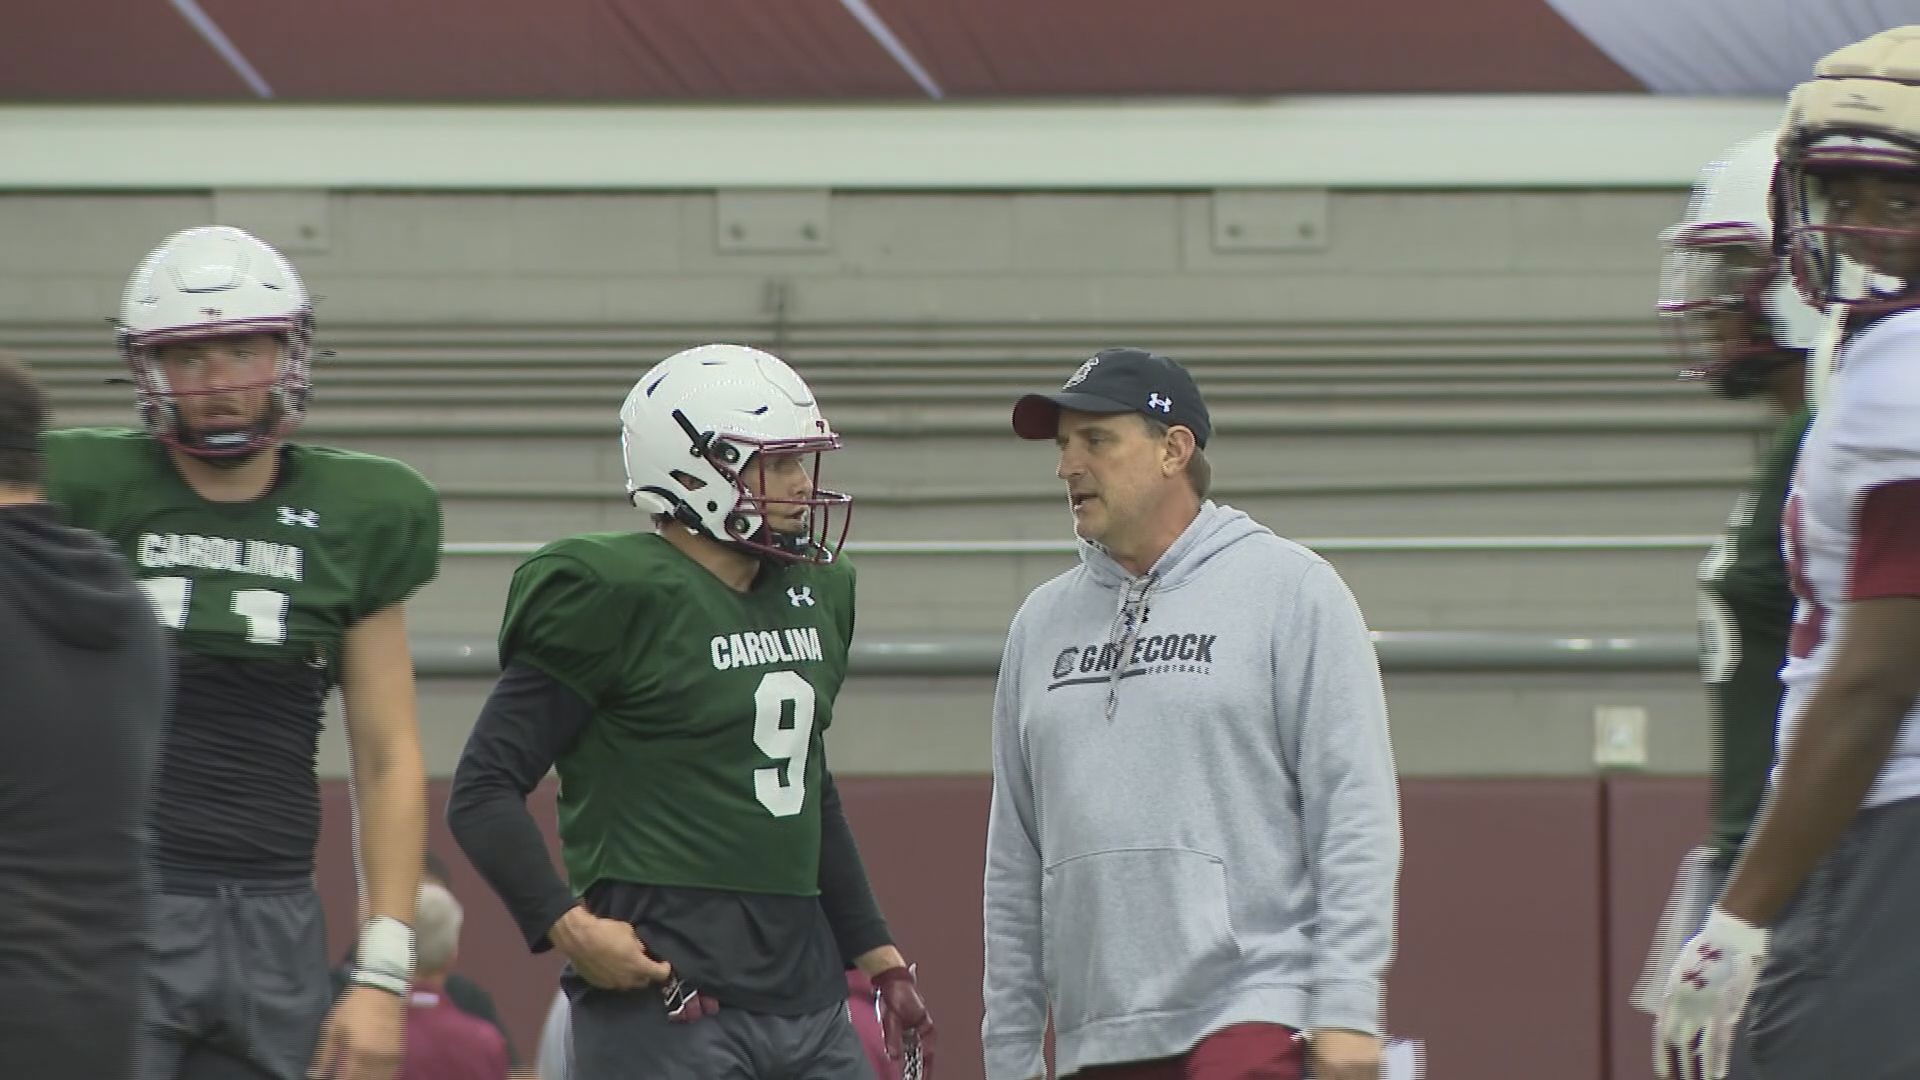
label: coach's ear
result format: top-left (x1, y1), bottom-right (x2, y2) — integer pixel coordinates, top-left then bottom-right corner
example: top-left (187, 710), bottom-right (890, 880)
top-left (1158, 424), bottom-right (1196, 479)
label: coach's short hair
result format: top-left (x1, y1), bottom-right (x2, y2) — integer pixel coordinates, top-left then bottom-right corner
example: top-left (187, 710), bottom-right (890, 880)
top-left (0, 355), bottom-right (46, 487)
top-left (414, 881), bottom-right (464, 978)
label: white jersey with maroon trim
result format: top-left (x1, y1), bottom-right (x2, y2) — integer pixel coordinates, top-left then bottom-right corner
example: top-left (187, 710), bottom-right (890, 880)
top-left (1779, 309), bottom-right (1920, 809)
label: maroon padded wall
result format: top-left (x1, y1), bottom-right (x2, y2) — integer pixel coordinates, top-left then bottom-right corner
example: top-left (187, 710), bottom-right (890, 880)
top-left (1392, 779), bottom-right (1608, 1079)
top-left (315, 775), bottom-right (1709, 1080)
top-left (1604, 777), bottom-right (1713, 1080)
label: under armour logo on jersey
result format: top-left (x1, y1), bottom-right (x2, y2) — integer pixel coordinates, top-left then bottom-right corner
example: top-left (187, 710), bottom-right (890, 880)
top-left (1062, 356), bottom-right (1101, 389)
top-left (1147, 393), bottom-right (1172, 413)
top-left (277, 506), bottom-right (320, 529)
top-left (787, 586), bottom-right (816, 607)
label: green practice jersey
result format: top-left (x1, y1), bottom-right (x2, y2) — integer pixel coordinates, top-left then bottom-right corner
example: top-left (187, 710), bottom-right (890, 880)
top-left (498, 532), bottom-right (855, 899)
top-left (42, 428), bottom-right (442, 673)
top-left (1698, 410), bottom-right (1809, 857)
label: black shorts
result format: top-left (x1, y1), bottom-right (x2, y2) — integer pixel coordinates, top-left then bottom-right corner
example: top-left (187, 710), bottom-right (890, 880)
top-left (139, 881), bottom-right (333, 1080)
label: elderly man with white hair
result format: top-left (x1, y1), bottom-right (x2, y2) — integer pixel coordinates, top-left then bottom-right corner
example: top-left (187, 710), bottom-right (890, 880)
top-left (399, 883), bottom-right (509, 1080)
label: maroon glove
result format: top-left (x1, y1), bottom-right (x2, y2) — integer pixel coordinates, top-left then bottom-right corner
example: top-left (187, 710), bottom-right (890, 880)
top-left (872, 965), bottom-right (936, 1079)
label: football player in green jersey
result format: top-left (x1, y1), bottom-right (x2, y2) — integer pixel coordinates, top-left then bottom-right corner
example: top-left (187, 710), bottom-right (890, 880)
top-left (41, 226), bottom-right (442, 1080)
top-left (1630, 132), bottom-right (1821, 1018)
top-left (449, 343), bottom-right (936, 1080)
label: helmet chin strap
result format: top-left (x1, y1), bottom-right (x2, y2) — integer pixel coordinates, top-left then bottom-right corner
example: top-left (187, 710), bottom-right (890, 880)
top-left (723, 508), bottom-right (812, 562)
top-left (168, 399), bottom-right (285, 465)
top-left (751, 522), bottom-right (813, 560)
top-left (766, 530), bottom-right (811, 557)
top-left (185, 440), bottom-right (272, 469)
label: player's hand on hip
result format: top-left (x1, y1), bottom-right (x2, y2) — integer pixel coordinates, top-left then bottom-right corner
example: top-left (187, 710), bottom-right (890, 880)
top-left (873, 964), bottom-right (937, 1078)
top-left (549, 906), bottom-right (673, 991)
top-left (1309, 1028), bottom-right (1383, 1080)
top-left (307, 985), bottom-right (405, 1080)
top-left (1654, 907), bottom-right (1769, 1080)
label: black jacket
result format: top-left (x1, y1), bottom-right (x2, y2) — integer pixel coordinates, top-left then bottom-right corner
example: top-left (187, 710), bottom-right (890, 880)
top-left (0, 502), bottom-right (170, 1080)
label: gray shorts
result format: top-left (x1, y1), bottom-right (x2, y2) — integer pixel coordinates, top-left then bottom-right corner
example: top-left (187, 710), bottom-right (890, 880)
top-left (567, 977), bottom-right (873, 1080)
top-left (139, 881), bottom-right (333, 1080)
top-left (1728, 795), bottom-right (1920, 1079)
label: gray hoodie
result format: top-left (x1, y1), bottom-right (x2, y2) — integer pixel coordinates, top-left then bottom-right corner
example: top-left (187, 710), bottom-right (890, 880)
top-left (981, 501), bottom-right (1401, 1079)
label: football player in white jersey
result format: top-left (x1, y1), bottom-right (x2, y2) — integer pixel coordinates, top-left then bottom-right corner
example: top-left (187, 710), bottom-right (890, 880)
top-left (1628, 128), bottom-right (1820, 1022)
top-left (1655, 26), bottom-right (1920, 1080)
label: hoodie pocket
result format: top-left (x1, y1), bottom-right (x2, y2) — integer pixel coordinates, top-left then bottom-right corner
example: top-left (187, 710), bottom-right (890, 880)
top-left (1042, 847), bottom-right (1242, 1030)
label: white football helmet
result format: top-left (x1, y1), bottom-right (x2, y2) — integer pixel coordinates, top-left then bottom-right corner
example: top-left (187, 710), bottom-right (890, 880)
top-left (1658, 130), bottom-right (1824, 399)
top-left (620, 343), bottom-right (850, 563)
top-left (118, 226), bottom-right (314, 457)
top-left (1776, 25), bottom-right (1920, 314)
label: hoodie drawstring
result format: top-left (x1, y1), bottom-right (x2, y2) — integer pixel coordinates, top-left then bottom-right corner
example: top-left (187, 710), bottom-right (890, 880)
top-left (1104, 571), bottom-right (1158, 721)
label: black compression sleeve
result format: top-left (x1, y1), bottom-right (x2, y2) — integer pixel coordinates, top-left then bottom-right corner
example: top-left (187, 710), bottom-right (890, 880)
top-left (816, 767), bottom-right (894, 963)
top-left (446, 660), bottom-right (591, 953)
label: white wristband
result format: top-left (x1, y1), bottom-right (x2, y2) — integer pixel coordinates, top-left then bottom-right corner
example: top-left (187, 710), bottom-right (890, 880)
top-left (354, 915), bottom-right (416, 992)
top-left (349, 967), bottom-right (410, 997)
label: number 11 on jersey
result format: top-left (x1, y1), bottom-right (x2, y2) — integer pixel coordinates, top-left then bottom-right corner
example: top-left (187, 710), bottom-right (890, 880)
top-left (138, 575), bottom-right (291, 645)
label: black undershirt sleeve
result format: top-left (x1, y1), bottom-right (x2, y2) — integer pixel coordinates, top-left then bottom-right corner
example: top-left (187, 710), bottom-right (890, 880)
top-left (816, 765), bottom-right (894, 964)
top-left (446, 660), bottom-right (590, 952)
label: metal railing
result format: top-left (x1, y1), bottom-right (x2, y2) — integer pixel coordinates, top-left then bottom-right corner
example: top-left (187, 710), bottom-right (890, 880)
top-left (411, 630), bottom-right (1698, 679)
top-left (418, 534), bottom-right (1713, 675)
top-left (443, 534), bottom-right (1720, 558)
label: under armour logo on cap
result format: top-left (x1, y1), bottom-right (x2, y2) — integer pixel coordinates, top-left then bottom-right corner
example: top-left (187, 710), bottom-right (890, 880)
top-left (787, 586), bottom-right (816, 607)
top-left (1147, 393), bottom-right (1172, 413)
